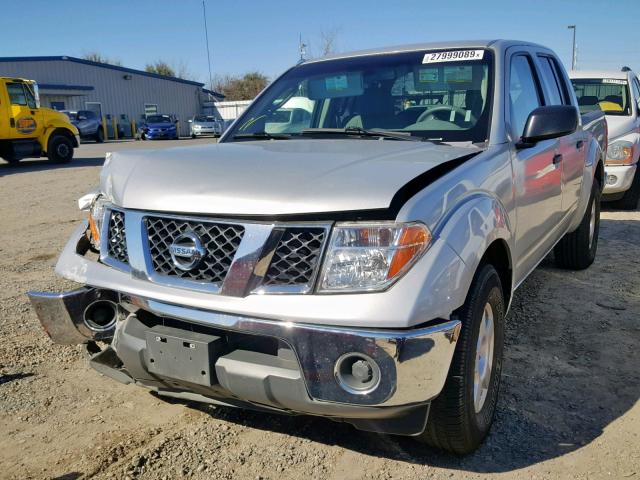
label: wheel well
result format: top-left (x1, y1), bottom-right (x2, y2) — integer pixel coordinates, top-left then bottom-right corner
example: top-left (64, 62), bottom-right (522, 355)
top-left (480, 239), bottom-right (512, 306)
top-left (47, 128), bottom-right (78, 151)
top-left (594, 159), bottom-right (605, 191)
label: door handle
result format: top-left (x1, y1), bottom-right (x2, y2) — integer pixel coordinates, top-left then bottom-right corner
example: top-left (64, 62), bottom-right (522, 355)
top-left (576, 140), bottom-right (584, 149)
top-left (553, 154), bottom-right (563, 165)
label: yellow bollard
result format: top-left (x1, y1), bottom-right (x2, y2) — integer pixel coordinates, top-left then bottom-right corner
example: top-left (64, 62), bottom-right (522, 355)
top-left (131, 119), bottom-right (136, 138)
top-left (112, 116), bottom-right (118, 140)
top-left (102, 116), bottom-right (108, 140)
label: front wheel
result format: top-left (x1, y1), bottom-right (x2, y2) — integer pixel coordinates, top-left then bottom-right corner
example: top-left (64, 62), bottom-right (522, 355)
top-left (417, 264), bottom-right (505, 454)
top-left (554, 179), bottom-right (600, 269)
top-left (95, 128), bottom-right (104, 143)
top-left (47, 134), bottom-right (74, 164)
top-left (611, 168), bottom-right (640, 210)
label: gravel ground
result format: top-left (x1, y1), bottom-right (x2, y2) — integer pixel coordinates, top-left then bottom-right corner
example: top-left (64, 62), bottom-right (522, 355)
top-left (0, 139), bottom-right (638, 479)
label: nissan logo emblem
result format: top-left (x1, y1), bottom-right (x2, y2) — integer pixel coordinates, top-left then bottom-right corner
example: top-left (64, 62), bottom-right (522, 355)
top-left (169, 231), bottom-right (206, 271)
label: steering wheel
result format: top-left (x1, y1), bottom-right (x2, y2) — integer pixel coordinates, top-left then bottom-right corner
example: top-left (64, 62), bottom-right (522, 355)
top-left (416, 105), bottom-right (476, 125)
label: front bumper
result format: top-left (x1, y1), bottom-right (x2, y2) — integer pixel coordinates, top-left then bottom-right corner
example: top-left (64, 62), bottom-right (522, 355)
top-left (604, 164), bottom-right (637, 195)
top-left (146, 130), bottom-right (177, 139)
top-left (27, 286), bottom-right (460, 434)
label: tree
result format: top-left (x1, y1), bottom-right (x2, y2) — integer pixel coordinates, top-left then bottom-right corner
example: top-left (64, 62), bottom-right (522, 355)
top-left (145, 61), bottom-right (176, 77)
top-left (211, 72), bottom-right (269, 101)
top-left (82, 52), bottom-right (122, 66)
top-left (318, 27), bottom-right (340, 57)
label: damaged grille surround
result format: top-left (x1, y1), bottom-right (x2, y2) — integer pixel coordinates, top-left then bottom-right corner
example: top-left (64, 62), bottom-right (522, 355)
top-left (100, 207), bottom-right (331, 296)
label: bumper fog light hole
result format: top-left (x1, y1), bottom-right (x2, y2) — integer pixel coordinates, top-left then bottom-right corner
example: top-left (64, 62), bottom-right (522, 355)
top-left (334, 353), bottom-right (381, 395)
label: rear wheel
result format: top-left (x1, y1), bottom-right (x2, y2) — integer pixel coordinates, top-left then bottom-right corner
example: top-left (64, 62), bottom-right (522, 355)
top-left (417, 264), bottom-right (505, 454)
top-left (554, 179), bottom-right (600, 269)
top-left (47, 134), bottom-right (74, 164)
top-left (95, 128), bottom-right (104, 143)
top-left (611, 168), bottom-right (640, 210)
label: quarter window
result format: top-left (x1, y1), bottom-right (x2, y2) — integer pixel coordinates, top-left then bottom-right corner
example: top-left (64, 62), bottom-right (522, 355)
top-left (509, 55), bottom-right (542, 139)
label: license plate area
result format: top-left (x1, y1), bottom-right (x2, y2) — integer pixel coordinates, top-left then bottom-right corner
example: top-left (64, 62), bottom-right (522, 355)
top-left (145, 325), bottom-right (225, 386)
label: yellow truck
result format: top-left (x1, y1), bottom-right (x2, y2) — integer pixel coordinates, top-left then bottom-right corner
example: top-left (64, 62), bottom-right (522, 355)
top-left (0, 77), bottom-right (79, 164)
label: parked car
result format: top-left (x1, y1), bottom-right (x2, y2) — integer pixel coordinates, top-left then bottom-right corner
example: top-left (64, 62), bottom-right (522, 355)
top-left (189, 115), bottom-right (223, 138)
top-left (62, 110), bottom-right (104, 143)
top-left (29, 40), bottom-right (606, 454)
top-left (570, 68), bottom-right (640, 209)
top-left (0, 77), bottom-right (78, 164)
top-left (137, 114), bottom-right (178, 140)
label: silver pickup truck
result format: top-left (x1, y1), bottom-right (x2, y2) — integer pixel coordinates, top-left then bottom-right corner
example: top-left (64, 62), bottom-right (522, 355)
top-left (29, 40), bottom-right (606, 454)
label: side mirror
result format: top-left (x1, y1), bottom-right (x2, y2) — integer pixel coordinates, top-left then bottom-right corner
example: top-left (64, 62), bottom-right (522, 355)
top-left (517, 105), bottom-right (579, 148)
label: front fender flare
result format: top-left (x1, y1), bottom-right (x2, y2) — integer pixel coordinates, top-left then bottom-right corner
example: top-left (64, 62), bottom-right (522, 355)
top-left (434, 193), bottom-right (514, 307)
top-left (42, 123), bottom-right (80, 152)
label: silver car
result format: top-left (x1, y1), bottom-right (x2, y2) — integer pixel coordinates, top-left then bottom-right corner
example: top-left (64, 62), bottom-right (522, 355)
top-left (29, 40), bottom-right (606, 454)
top-left (189, 115), bottom-right (222, 138)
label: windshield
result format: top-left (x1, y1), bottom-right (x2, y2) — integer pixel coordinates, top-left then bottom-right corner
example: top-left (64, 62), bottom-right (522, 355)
top-left (146, 115), bottom-right (172, 123)
top-left (195, 115), bottom-right (216, 122)
top-left (226, 49), bottom-right (493, 143)
top-left (571, 78), bottom-right (631, 116)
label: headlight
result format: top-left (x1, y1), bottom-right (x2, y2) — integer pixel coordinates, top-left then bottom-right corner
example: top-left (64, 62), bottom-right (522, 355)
top-left (318, 222), bottom-right (431, 292)
top-left (606, 141), bottom-right (634, 165)
top-left (88, 195), bottom-right (109, 249)
top-left (193, 124), bottom-right (201, 129)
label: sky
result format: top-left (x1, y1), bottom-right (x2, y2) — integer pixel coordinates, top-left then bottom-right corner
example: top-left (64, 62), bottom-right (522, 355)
top-left (4, 0), bottom-right (639, 85)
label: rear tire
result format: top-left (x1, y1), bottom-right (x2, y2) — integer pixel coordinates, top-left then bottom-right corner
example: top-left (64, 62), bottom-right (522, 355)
top-left (47, 134), bottom-right (74, 164)
top-left (611, 168), bottom-right (640, 210)
top-left (95, 128), bottom-right (104, 143)
top-left (554, 179), bottom-right (600, 269)
top-left (417, 264), bottom-right (505, 454)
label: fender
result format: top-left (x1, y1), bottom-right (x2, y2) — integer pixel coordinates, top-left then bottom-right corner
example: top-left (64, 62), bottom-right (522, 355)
top-left (567, 135), bottom-right (602, 232)
top-left (42, 122), bottom-right (80, 152)
top-left (434, 193), bottom-right (514, 311)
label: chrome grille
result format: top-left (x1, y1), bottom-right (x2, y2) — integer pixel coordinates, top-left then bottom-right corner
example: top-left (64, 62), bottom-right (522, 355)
top-left (263, 228), bottom-right (326, 286)
top-left (144, 216), bottom-right (244, 284)
top-left (106, 210), bottom-right (128, 264)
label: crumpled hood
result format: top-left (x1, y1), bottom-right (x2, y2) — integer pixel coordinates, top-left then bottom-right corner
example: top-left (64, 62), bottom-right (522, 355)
top-left (100, 139), bottom-right (479, 216)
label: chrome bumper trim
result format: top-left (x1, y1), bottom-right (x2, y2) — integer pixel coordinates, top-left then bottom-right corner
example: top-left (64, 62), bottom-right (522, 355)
top-left (27, 288), bottom-right (118, 344)
top-left (129, 295), bottom-right (461, 407)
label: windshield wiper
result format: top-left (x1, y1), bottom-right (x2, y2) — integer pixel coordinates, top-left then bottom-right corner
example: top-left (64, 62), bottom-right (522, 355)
top-left (232, 132), bottom-right (291, 140)
top-left (301, 127), bottom-right (423, 142)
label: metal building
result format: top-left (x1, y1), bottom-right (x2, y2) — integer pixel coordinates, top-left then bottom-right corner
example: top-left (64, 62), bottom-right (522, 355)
top-left (0, 56), bottom-right (224, 136)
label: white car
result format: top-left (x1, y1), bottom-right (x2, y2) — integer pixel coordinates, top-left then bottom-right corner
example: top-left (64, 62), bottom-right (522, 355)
top-left (189, 115), bottom-right (223, 138)
top-left (571, 68), bottom-right (640, 209)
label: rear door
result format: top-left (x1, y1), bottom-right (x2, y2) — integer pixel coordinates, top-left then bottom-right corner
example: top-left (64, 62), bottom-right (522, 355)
top-left (6, 81), bottom-right (44, 140)
top-left (535, 53), bottom-right (585, 213)
top-left (507, 50), bottom-right (563, 279)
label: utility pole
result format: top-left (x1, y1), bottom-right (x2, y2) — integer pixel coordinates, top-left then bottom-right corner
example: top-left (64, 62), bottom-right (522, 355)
top-left (202, 0), bottom-right (213, 90)
top-left (567, 25), bottom-right (577, 70)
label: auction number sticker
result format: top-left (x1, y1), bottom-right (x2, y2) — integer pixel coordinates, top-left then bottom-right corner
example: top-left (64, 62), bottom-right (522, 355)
top-left (603, 78), bottom-right (626, 85)
top-left (423, 50), bottom-right (484, 64)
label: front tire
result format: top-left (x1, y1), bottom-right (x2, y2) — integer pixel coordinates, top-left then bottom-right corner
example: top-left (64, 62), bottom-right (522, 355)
top-left (95, 128), bottom-right (104, 143)
top-left (417, 264), bottom-right (505, 454)
top-left (554, 179), bottom-right (600, 269)
top-left (47, 134), bottom-right (74, 164)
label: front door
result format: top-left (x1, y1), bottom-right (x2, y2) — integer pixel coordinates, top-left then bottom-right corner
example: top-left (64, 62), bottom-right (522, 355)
top-left (6, 81), bottom-right (44, 140)
top-left (508, 53), bottom-right (563, 280)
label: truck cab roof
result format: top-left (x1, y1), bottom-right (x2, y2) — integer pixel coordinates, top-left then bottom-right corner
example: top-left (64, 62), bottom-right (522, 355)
top-left (304, 39), bottom-right (552, 64)
top-left (569, 70), bottom-right (635, 80)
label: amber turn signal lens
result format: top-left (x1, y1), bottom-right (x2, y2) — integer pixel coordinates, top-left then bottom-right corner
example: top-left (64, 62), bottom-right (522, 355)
top-left (387, 224), bottom-right (431, 279)
top-left (88, 212), bottom-right (101, 245)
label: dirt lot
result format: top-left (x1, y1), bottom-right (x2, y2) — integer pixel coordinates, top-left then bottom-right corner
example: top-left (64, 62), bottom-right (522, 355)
top-left (0, 139), bottom-right (638, 480)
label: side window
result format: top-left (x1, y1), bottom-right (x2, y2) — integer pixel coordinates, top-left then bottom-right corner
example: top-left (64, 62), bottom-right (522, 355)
top-left (548, 57), bottom-right (571, 104)
top-left (7, 83), bottom-right (27, 106)
top-left (537, 56), bottom-right (564, 105)
top-left (509, 55), bottom-right (542, 139)
top-left (631, 77), bottom-right (640, 102)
